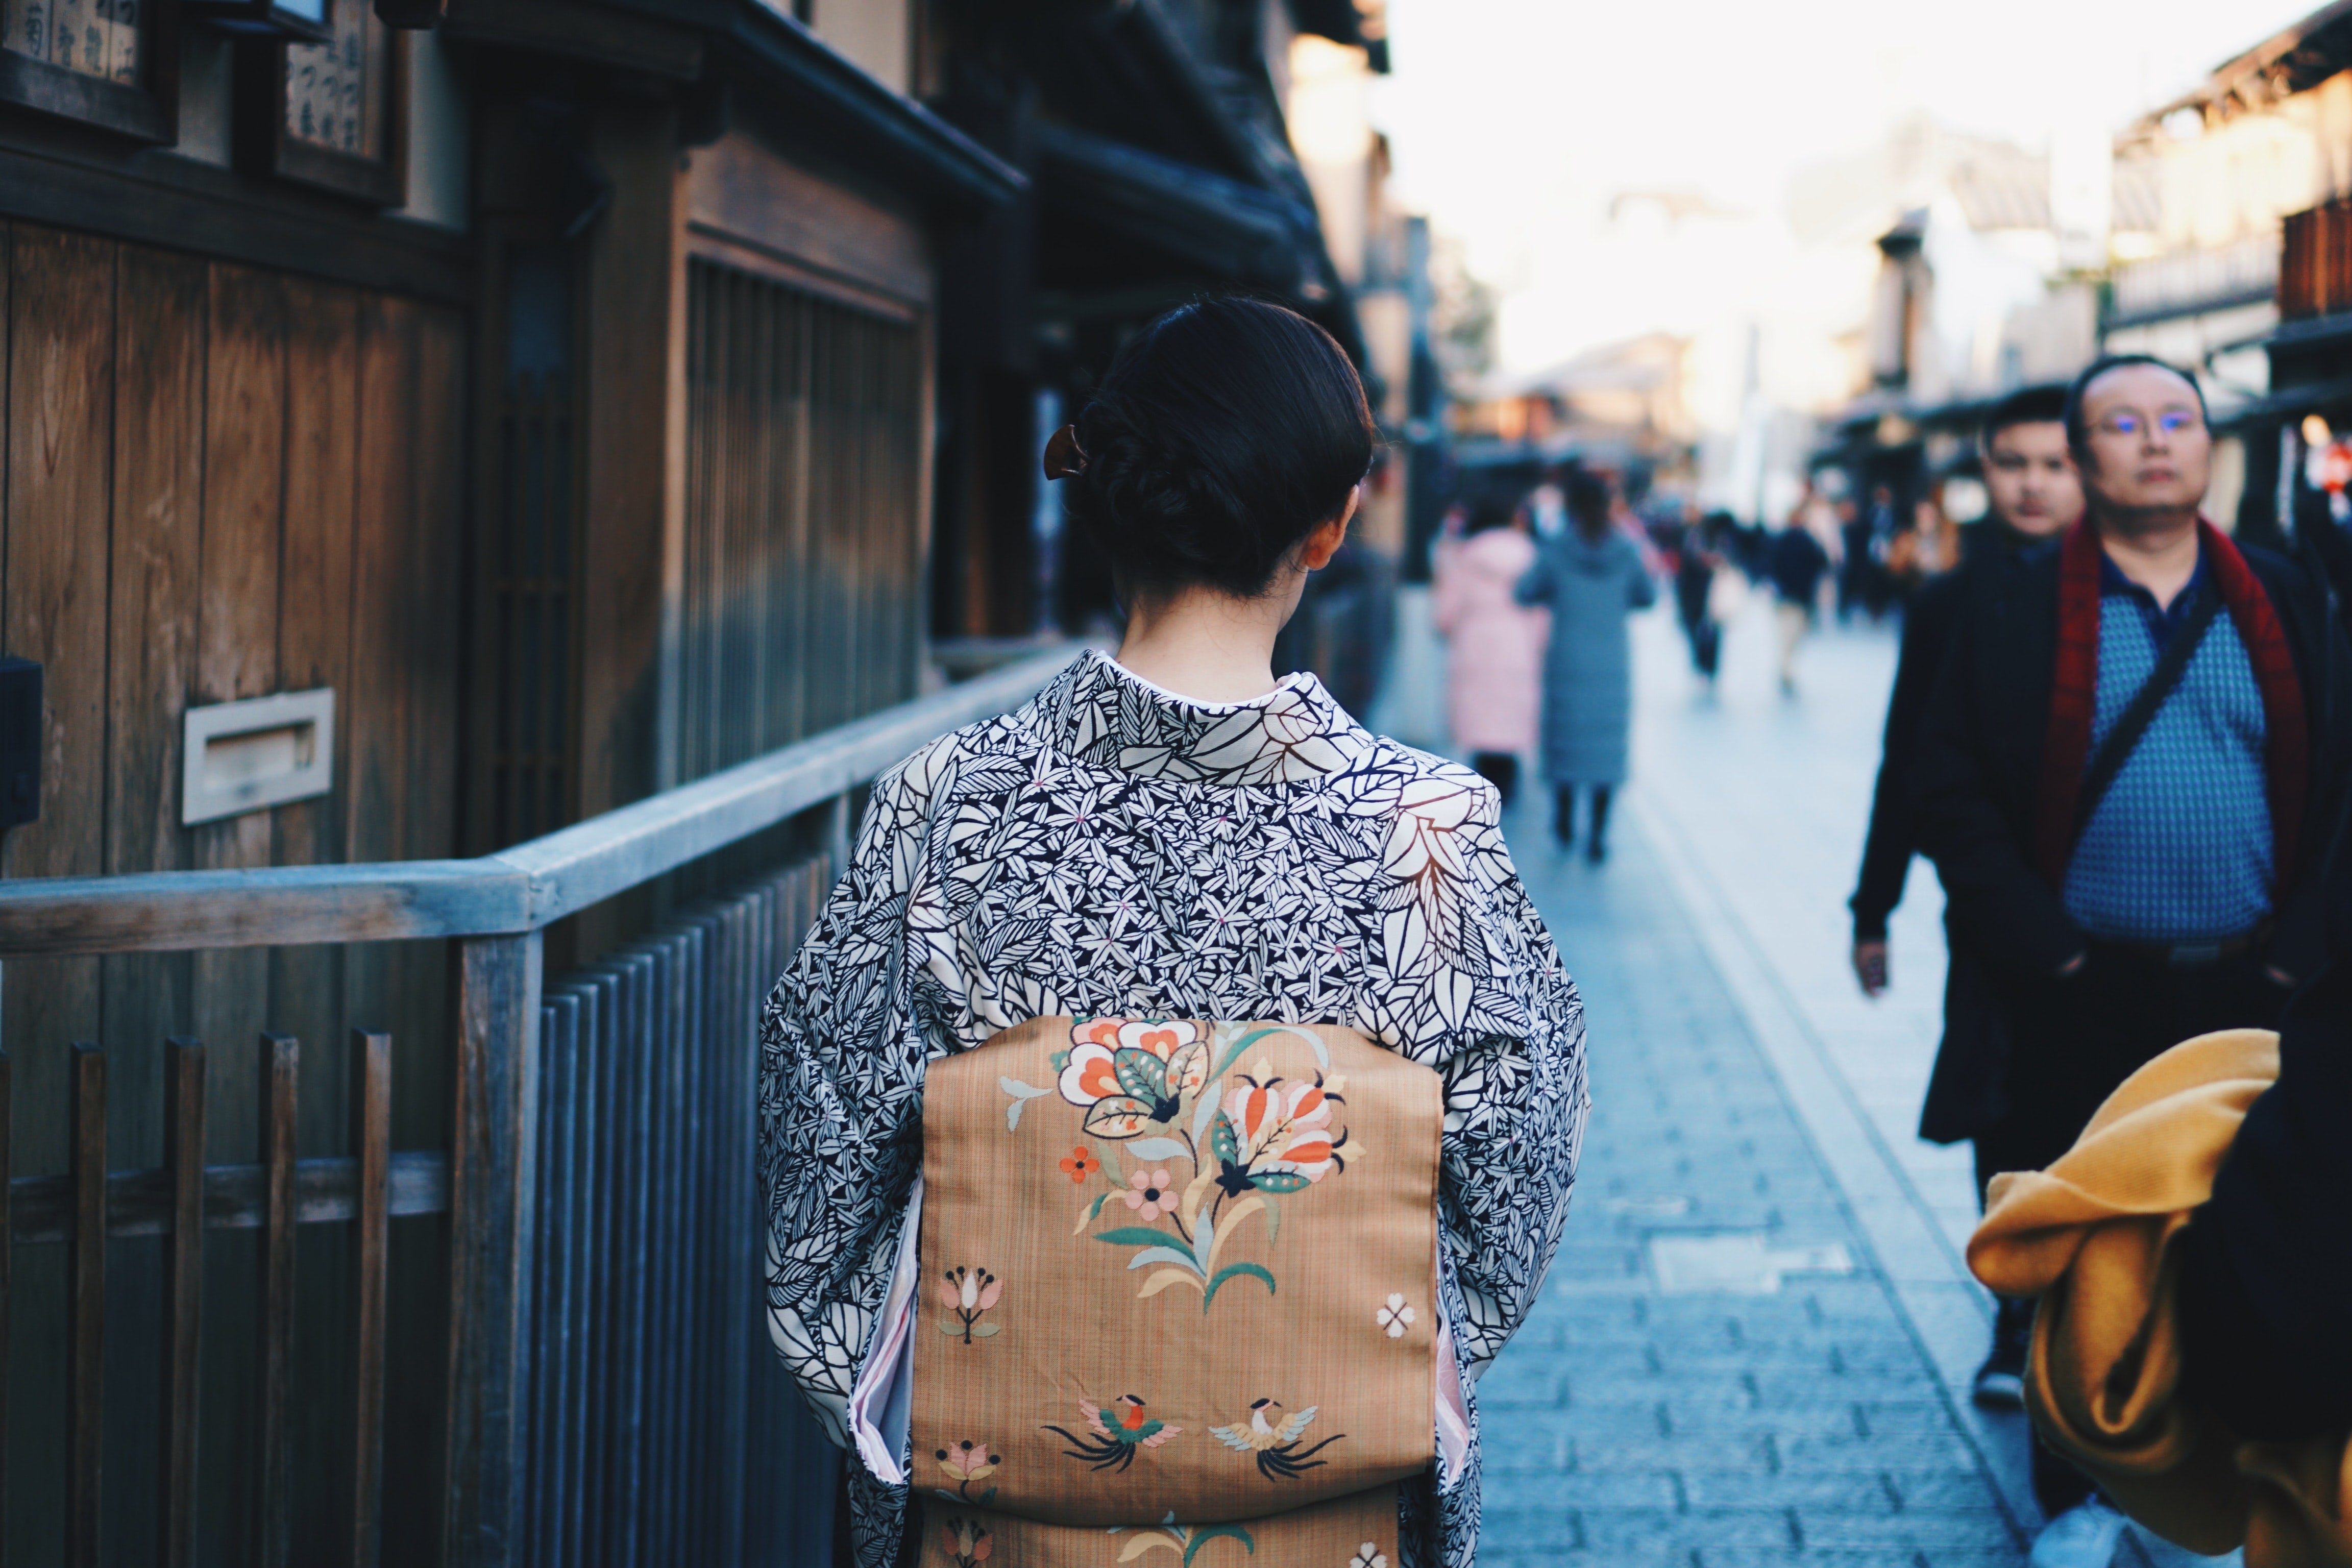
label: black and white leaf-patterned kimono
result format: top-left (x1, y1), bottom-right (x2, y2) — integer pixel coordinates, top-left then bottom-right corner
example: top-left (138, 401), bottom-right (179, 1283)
top-left (761, 650), bottom-right (1590, 1566)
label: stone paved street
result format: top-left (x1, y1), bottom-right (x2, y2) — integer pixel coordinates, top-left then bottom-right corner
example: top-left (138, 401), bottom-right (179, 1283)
top-left (1460, 601), bottom-right (2037, 1567)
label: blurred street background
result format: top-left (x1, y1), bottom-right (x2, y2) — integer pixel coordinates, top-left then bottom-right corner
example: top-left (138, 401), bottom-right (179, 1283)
top-left (1427, 602), bottom-right (2026, 1564)
top-left (6, 0), bottom-right (2352, 1560)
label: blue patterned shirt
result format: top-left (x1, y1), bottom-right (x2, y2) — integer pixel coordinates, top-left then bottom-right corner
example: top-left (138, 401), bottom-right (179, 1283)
top-left (2063, 552), bottom-right (2273, 943)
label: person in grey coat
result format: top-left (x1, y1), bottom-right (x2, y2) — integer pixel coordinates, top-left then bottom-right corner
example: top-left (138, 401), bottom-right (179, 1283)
top-left (1515, 471), bottom-right (1657, 860)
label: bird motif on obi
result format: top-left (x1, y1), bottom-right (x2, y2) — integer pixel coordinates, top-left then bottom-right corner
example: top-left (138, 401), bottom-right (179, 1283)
top-left (1043, 1395), bottom-right (1182, 1473)
top-left (1209, 1399), bottom-right (1346, 1482)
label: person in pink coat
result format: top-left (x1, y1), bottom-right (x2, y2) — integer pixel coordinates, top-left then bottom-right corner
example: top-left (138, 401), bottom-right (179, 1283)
top-left (1431, 500), bottom-right (1550, 805)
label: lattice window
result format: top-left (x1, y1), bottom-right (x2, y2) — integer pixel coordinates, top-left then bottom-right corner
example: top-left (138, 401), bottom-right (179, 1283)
top-left (679, 258), bottom-right (926, 783)
top-left (484, 246), bottom-right (580, 849)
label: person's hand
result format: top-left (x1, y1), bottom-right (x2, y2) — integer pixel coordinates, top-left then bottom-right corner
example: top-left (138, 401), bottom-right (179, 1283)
top-left (2265, 963), bottom-right (2295, 989)
top-left (1852, 940), bottom-right (1889, 997)
top-left (2055, 951), bottom-right (2088, 979)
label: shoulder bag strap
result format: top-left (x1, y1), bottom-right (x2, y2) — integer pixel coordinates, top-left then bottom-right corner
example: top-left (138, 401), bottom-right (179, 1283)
top-left (2071, 583), bottom-right (2225, 846)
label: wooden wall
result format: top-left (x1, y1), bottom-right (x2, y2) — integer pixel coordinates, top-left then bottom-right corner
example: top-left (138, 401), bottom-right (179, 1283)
top-left (678, 257), bottom-right (927, 780)
top-left (0, 222), bottom-right (466, 1566)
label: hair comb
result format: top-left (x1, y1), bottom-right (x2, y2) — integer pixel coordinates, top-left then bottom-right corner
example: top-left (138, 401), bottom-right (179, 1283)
top-left (1043, 424), bottom-right (1087, 480)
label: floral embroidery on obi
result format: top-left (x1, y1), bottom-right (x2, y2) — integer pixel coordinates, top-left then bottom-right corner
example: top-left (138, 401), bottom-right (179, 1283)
top-left (910, 1016), bottom-right (1438, 1567)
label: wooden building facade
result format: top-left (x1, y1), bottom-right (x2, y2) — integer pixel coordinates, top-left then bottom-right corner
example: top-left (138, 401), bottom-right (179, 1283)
top-left (0, 1), bottom-right (1016, 1561)
top-left (922, 0), bottom-right (1383, 646)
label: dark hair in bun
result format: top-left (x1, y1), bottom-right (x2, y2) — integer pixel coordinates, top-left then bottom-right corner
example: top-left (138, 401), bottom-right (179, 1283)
top-left (1065, 297), bottom-right (1376, 601)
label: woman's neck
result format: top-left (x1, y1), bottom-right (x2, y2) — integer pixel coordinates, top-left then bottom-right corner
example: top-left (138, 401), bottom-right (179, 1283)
top-left (1113, 582), bottom-right (1299, 704)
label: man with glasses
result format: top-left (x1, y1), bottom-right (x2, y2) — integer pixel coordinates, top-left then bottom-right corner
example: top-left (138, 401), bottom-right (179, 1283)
top-left (1913, 355), bottom-right (2352, 1566)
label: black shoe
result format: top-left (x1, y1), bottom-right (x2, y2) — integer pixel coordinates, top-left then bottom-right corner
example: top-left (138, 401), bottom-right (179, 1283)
top-left (1586, 837), bottom-right (1607, 864)
top-left (1973, 1297), bottom-right (2031, 1408)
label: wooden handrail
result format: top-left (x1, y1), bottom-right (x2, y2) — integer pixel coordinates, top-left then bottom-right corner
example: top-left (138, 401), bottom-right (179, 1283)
top-left (0, 645), bottom-right (1081, 957)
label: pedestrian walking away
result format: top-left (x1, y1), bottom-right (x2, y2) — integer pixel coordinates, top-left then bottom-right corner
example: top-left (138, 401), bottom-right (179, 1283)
top-left (761, 298), bottom-right (1589, 1568)
top-left (1673, 508), bottom-right (1738, 684)
top-left (1767, 512), bottom-right (1831, 694)
top-left (1432, 497), bottom-right (1549, 804)
top-left (1515, 470), bottom-right (1657, 860)
top-left (1845, 384), bottom-right (2085, 1409)
top-left (1912, 354), bottom-right (2352, 1556)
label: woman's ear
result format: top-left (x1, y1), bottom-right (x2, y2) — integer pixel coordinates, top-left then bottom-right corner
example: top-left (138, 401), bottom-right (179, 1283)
top-left (1301, 486), bottom-right (1360, 571)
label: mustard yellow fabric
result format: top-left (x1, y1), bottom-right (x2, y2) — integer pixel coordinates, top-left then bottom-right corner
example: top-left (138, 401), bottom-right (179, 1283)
top-left (1967, 1028), bottom-right (2352, 1562)
top-left (912, 1016), bottom-right (1439, 1564)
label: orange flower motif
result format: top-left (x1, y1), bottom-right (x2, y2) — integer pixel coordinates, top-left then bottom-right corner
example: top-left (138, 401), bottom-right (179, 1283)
top-left (1058, 1146), bottom-right (1100, 1184)
top-left (1058, 1018), bottom-right (1205, 1113)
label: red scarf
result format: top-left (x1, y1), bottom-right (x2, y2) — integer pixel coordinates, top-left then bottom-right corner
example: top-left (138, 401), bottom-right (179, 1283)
top-left (2030, 519), bottom-right (2309, 893)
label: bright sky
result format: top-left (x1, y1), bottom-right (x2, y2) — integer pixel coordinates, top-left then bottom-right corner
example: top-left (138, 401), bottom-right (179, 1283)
top-left (1370, 0), bottom-right (2318, 371)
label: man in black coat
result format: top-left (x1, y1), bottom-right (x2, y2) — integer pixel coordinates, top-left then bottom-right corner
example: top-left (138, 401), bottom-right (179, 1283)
top-left (1847, 386), bottom-right (2082, 1407)
top-left (1851, 387), bottom-right (2079, 1000)
top-left (1912, 355), bottom-right (2352, 1547)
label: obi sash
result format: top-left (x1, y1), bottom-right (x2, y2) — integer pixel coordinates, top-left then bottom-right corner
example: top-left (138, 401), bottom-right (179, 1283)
top-left (911, 1017), bottom-right (1443, 1568)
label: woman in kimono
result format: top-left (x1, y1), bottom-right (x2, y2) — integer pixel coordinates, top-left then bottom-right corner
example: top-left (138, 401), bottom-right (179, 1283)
top-left (1514, 472), bottom-right (1657, 861)
top-left (761, 298), bottom-right (1589, 1567)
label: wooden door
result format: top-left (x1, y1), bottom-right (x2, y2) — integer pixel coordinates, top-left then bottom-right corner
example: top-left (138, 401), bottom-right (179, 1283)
top-left (0, 221), bottom-right (465, 1567)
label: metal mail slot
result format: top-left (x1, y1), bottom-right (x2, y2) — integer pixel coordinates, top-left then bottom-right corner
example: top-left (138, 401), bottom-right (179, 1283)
top-left (181, 688), bottom-right (335, 826)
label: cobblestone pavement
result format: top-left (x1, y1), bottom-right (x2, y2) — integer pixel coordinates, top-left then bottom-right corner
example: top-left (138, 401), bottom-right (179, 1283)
top-left (1468, 603), bottom-right (2032, 1567)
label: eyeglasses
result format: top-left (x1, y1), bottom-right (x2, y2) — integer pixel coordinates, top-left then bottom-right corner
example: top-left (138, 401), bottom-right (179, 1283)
top-left (2092, 408), bottom-right (2204, 439)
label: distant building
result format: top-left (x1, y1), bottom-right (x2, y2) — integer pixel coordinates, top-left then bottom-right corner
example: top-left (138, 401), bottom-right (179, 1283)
top-left (2108, 0), bottom-right (2352, 541)
top-left (1457, 332), bottom-right (1697, 478)
top-left (1800, 119), bottom-right (2097, 539)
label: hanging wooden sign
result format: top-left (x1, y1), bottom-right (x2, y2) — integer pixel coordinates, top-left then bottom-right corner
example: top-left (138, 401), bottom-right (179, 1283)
top-left (0, 0), bottom-right (180, 140)
top-left (233, 11), bottom-right (405, 205)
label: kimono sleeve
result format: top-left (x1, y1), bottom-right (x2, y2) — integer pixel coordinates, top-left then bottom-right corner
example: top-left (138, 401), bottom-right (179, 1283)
top-left (1420, 779), bottom-right (1591, 1373)
top-left (757, 743), bottom-right (949, 1443)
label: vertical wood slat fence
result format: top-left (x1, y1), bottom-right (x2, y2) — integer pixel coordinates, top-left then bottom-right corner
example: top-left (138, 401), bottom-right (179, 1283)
top-left (9, 1029), bottom-right (415, 1568)
top-left (526, 860), bottom-right (828, 1566)
top-left (0, 647), bottom-right (1077, 1567)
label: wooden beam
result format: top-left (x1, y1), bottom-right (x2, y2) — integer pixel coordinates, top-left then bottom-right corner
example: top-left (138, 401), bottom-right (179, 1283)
top-left (349, 1030), bottom-right (394, 1568)
top-left (0, 1047), bottom-right (10, 1568)
top-left (487, 645), bottom-right (1074, 919)
top-left (442, 932), bottom-right (542, 1568)
top-left (158, 1038), bottom-right (206, 1568)
top-left (685, 135), bottom-right (933, 310)
top-left (0, 149), bottom-right (472, 304)
top-left (0, 861), bottom-right (532, 955)
top-left (440, 0), bottom-right (704, 79)
top-left (256, 1033), bottom-right (298, 1568)
top-left (0, 646), bottom-right (1078, 954)
top-left (66, 1045), bottom-right (104, 1568)
top-left (7, 1150), bottom-right (451, 1243)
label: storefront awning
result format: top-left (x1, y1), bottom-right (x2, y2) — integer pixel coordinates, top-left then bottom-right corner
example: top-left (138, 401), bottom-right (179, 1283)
top-left (1032, 121), bottom-right (1317, 293)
